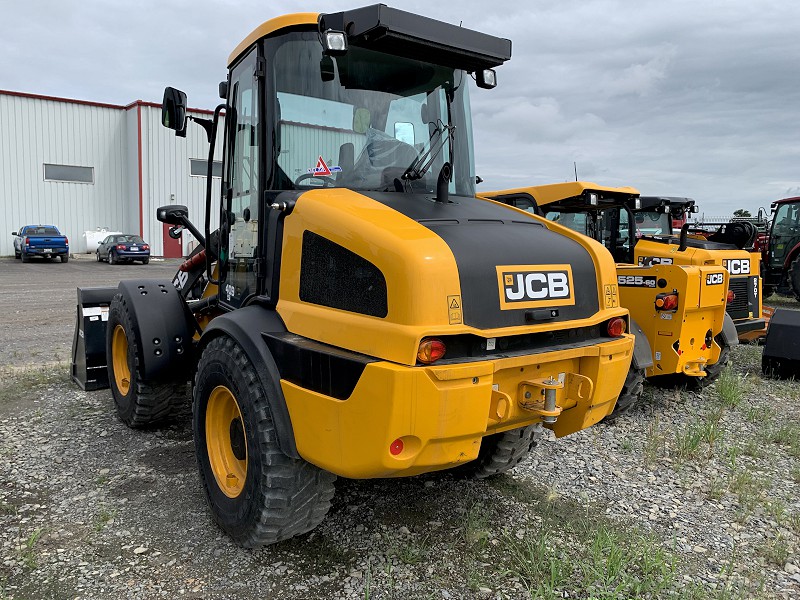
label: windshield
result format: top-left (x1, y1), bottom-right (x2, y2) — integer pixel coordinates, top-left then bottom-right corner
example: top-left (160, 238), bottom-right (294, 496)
top-left (634, 210), bottom-right (672, 236)
top-left (113, 235), bottom-right (145, 244)
top-left (266, 32), bottom-right (476, 196)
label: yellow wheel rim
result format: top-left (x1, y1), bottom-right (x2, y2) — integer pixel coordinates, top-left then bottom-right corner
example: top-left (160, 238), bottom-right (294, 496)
top-left (112, 325), bottom-right (131, 395)
top-left (206, 385), bottom-right (248, 498)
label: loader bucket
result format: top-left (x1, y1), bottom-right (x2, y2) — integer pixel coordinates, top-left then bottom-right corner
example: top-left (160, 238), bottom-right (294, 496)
top-left (761, 308), bottom-right (800, 379)
top-left (71, 287), bottom-right (117, 390)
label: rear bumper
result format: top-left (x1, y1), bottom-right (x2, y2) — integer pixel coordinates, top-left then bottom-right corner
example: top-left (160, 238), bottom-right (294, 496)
top-left (115, 251), bottom-right (150, 260)
top-left (282, 334), bottom-right (634, 478)
top-left (24, 247), bottom-right (68, 256)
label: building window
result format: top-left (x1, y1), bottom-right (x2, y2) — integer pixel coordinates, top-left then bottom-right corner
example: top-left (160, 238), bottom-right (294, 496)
top-left (190, 159), bottom-right (223, 178)
top-left (44, 163), bottom-right (94, 184)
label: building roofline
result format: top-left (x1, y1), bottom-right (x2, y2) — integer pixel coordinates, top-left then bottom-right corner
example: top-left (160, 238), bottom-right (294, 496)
top-left (0, 89), bottom-right (215, 115)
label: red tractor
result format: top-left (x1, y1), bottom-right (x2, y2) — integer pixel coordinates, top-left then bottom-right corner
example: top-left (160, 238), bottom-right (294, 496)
top-left (760, 196), bottom-right (800, 299)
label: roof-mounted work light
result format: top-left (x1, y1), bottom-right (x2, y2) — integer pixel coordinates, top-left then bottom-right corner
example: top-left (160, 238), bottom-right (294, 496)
top-left (322, 29), bottom-right (348, 55)
top-left (476, 68), bottom-right (497, 89)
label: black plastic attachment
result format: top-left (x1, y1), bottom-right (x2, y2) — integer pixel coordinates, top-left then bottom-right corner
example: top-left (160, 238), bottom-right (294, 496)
top-left (162, 87), bottom-right (187, 137)
top-left (762, 309), bottom-right (800, 378)
top-left (71, 287), bottom-right (117, 390)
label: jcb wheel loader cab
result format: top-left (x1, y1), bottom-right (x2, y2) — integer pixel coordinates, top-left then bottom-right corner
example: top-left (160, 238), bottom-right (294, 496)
top-left (633, 196), bottom-right (765, 343)
top-left (480, 182), bottom-right (731, 396)
top-left (147, 5), bottom-right (636, 547)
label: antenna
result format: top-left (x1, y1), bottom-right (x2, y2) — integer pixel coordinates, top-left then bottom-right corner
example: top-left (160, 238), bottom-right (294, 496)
top-left (574, 162), bottom-right (578, 181)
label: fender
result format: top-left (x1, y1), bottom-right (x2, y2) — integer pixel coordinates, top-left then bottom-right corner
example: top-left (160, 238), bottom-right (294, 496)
top-left (117, 279), bottom-right (195, 382)
top-left (782, 241), bottom-right (800, 271)
top-left (720, 313), bottom-right (740, 348)
top-left (199, 306), bottom-right (299, 459)
top-left (628, 316), bottom-right (654, 370)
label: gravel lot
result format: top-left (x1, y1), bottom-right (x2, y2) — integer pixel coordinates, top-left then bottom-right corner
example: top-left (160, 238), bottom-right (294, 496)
top-left (1, 254), bottom-right (799, 599)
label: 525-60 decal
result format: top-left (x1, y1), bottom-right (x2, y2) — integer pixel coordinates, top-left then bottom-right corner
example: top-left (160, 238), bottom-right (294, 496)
top-left (617, 275), bottom-right (657, 288)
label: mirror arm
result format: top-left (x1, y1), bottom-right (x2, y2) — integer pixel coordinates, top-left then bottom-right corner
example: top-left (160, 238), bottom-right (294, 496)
top-left (189, 116), bottom-right (215, 143)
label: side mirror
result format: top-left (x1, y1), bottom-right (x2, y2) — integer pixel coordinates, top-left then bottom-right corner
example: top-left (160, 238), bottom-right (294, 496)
top-left (157, 204), bottom-right (189, 226)
top-left (320, 55), bottom-right (335, 82)
top-left (11, 231), bottom-right (17, 236)
top-left (218, 81), bottom-right (228, 100)
top-left (162, 87), bottom-right (187, 135)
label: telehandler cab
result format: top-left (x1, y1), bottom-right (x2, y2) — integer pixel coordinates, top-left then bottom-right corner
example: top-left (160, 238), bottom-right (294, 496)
top-left (481, 182), bottom-right (734, 408)
top-left (72, 5), bottom-right (638, 547)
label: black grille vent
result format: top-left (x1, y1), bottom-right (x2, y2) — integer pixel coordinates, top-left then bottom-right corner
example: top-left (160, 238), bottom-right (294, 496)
top-left (300, 231), bottom-right (388, 318)
top-left (726, 276), bottom-right (750, 318)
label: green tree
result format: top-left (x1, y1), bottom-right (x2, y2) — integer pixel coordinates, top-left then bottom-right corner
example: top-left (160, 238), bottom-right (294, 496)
top-left (733, 209), bottom-right (752, 217)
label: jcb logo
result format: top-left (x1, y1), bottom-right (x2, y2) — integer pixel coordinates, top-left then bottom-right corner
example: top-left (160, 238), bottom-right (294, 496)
top-left (723, 259), bottom-right (750, 275)
top-left (497, 264), bottom-right (575, 310)
top-left (637, 256), bottom-right (673, 266)
top-left (706, 273), bottom-right (724, 285)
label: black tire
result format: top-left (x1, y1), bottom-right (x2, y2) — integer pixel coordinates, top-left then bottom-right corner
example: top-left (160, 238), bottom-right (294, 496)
top-left (61, 255), bottom-right (69, 263)
top-left (96, 251), bottom-right (101, 262)
top-left (109, 250), bottom-right (117, 265)
top-left (451, 423), bottom-right (543, 479)
top-left (106, 293), bottom-right (188, 428)
top-left (699, 335), bottom-right (732, 384)
top-left (762, 285), bottom-right (774, 300)
top-left (142, 258), bottom-right (149, 265)
top-left (194, 336), bottom-right (336, 547)
top-left (789, 257), bottom-right (800, 301)
top-left (21, 253), bottom-right (30, 263)
top-left (14, 249), bottom-right (20, 259)
top-left (603, 367), bottom-right (645, 422)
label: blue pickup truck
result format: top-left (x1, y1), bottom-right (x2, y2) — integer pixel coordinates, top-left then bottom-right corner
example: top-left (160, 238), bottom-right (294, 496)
top-left (12, 225), bottom-right (70, 263)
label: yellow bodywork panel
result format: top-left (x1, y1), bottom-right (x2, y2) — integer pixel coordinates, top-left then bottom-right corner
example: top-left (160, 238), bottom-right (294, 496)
top-left (283, 335), bottom-right (633, 478)
top-left (634, 239), bottom-right (762, 321)
top-left (616, 264), bottom-right (728, 377)
top-left (277, 189), bottom-right (628, 366)
top-left (486, 182), bottom-right (640, 205)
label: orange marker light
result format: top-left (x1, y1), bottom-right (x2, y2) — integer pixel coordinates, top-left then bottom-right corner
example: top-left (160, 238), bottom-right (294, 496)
top-left (417, 338), bottom-right (446, 364)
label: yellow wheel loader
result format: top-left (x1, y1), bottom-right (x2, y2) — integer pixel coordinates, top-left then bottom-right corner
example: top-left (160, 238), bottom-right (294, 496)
top-left (72, 6), bottom-right (639, 547)
top-left (634, 196), bottom-right (766, 343)
top-left (482, 182), bottom-right (733, 412)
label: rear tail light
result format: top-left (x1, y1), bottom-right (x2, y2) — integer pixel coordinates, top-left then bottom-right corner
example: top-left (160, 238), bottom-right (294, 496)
top-left (142, 244), bottom-right (149, 250)
top-left (24, 237), bottom-right (30, 245)
top-left (726, 290), bottom-right (735, 304)
top-left (65, 236), bottom-right (69, 246)
top-left (655, 292), bottom-right (679, 311)
top-left (606, 317), bottom-right (627, 337)
top-left (417, 338), bottom-right (446, 364)
top-left (117, 244), bottom-right (126, 250)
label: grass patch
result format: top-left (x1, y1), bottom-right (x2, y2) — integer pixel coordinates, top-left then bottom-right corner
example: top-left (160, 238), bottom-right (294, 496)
top-left (644, 415), bottom-right (666, 467)
top-left (716, 367), bottom-right (743, 408)
top-left (94, 508), bottom-right (115, 531)
top-left (0, 363), bottom-right (69, 406)
top-left (464, 502), bottom-right (491, 551)
top-left (395, 535), bottom-right (430, 565)
top-left (16, 528), bottom-right (44, 571)
top-left (757, 534), bottom-right (789, 567)
top-left (502, 522), bottom-right (676, 599)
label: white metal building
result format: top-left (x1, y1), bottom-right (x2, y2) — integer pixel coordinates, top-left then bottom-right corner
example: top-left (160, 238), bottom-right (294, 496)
top-left (0, 90), bottom-right (223, 257)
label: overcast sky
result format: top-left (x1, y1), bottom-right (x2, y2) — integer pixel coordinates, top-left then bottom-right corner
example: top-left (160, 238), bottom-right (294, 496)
top-left (3, 0), bottom-right (798, 217)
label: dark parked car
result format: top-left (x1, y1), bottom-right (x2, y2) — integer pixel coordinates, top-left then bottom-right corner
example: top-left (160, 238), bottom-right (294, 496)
top-left (96, 234), bottom-right (150, 265)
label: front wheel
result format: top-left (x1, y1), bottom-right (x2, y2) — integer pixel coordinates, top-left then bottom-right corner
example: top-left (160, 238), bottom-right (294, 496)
top-left (106, 294), bottom-right (187, 427)
top-left (603, 367), bottom-right (645, 422)
top-left (194, 336), bottom-right (336, 547)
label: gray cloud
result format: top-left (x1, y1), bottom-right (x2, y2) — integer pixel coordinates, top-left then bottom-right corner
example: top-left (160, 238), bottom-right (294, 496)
top-left (2, 0), bottom-right (799, 215)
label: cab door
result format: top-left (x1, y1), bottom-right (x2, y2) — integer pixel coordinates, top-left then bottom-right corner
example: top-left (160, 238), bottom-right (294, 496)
top-left (220, 48), bottom-right (262, 309)
top-left (768, 202), bottom-right (800, 271)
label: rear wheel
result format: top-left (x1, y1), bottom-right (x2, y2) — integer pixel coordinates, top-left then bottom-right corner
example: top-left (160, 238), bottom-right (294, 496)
top-left (699, 335), bottom-right (731, 384)
top-left (789, 257), bottom-right (800, 300)
top-left (14, 249), bottom-right (20, 259)
top-left (107, 294), bottom-right (187, 427)
top-left (61, 255), bottom-right (69, 263)
top-left (142, 258), bottom-right (150, 265)
top-left (21, 253), bottom-right (30, 263)
top-left (109, 251), bottom-right (117, 265)
top-left (194, 336), bottom-right (336, 547)
top-left (451, 423), bottom-right (543, 479)
top-left (603, 367), bottom-right (645, 422)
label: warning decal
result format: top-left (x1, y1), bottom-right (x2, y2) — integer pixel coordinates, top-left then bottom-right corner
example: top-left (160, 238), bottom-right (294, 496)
top-left (308, 156), bottom-right (342, 176)
top-left (447, 295), bottom-right (462, 325)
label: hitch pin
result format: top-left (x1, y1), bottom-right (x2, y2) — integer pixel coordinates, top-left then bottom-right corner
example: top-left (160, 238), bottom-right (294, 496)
top-left (542, 377), bottom-right (558, 424)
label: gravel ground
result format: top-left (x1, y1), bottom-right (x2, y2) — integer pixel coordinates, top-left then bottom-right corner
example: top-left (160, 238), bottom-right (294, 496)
top-left (1, 255), bottom-right (799, 599)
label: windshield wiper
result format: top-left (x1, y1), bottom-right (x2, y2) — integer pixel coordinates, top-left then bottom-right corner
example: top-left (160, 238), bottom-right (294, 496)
top-left (402, 122), bottom-right (455, 181)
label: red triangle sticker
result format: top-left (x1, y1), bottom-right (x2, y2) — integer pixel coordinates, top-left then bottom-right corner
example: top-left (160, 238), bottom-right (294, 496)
top-left (314, 156), bottom-right (332, 176)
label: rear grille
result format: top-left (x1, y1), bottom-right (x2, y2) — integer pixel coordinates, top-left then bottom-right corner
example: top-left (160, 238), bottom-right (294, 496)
top-left (726, 277), bottom-right (750, 318)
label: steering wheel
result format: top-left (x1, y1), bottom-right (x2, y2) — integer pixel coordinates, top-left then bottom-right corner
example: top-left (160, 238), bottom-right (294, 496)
top-left (294, 173), bottom-right (336, 189)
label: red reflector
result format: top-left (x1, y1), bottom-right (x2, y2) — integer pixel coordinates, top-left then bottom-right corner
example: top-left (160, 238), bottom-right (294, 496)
top-left (417, 338), bottom-right (446, 364)
top-left (390, 438), bottom-right (404, 456)
top-left (726, 290), bottom-right (735, 303)
top-left (606, 317), bottom-right (626, 337)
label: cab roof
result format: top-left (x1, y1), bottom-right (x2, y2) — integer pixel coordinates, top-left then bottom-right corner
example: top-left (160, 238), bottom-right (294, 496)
top-left (229, 13), bottom-right (318, 66)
